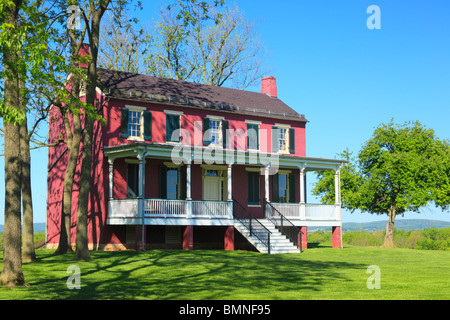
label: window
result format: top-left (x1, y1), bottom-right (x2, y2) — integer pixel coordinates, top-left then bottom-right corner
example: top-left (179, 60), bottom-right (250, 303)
top-left (278, 174), bottom-right (288, 202)
top-left (203, 117), bottom-right (229, 148)
top-left (128, 110), bottom-right (142, 138)
top-left (166, 169), bottom-right (179, 200)
top-left (247, 171), bottom-right (260, 205)
top-left (120, 106), bottom-right (152, 141)
top-left (278, 128), bottom-right (288, 153)
top-left (272, 126), bottom-right (295, 154)
top-left (159, 165), bottom-right (186, 200)
top-left (272, 172), bottom-right (296, 203)
top-left (209, 119), bottom-right (221, 146)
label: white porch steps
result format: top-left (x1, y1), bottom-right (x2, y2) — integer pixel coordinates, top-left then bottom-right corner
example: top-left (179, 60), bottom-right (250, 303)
top-left (234, 219), bottom-right (301, 254)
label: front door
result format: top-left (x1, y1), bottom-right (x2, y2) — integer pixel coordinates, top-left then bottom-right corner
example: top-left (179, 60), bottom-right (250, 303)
top-left (203, 169), bottom-right (224, 201)
top-left (203, 177), bottom-right (221, 200)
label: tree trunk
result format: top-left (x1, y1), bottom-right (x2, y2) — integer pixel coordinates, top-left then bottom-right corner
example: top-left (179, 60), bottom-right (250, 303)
top-left (55, 111), bottom-right (82, 254)
top-left (383, 206), bottom-right (396, 248)
top-left (20, 112), bottom-right (36, 263)
top-left (1, 0), bottom-right (26, 286)
top-left (75, 6), bottom-right (108, 260)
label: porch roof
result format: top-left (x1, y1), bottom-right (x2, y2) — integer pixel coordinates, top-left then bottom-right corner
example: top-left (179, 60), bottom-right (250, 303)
top-left (103, 142), bottom-right (346, 172)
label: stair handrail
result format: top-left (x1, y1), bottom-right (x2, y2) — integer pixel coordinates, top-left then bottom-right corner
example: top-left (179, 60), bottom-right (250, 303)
top-left (264, 200), bottom-right (303, 252)
top-left (232, 198), bottom-right (272, 254)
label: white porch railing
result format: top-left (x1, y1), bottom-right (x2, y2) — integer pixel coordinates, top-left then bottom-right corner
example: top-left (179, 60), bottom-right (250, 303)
top-left (192, 200), bottom-right (230, 217)
top-left (108, 199), bottom-right (232, 219)
top-left (267, 203), bottom-right (339, 221)
top-left (108, 199), bottom-right (139, 218)
top-left (145, 199), bottom-right (186, 217)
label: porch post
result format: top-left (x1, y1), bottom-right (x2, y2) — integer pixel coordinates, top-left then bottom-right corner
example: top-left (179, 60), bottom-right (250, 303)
top-left (186, 163), bottom-right (192, 200)
top-left (186, 163), bottom-right (192, 218)
top-left (227, 164), bottom-right (233, 219)
top-left (108, 158), bottom-right (115, 199)
top-left (335, 169), bottom-right (341, 204)
top-left (264, 165), bottom-right (270, 201)
top-left (299, 167), bottom-right (305, 204)
top-left (137, 151), bottom-right (146, 251)
top-left (227, 164), bottom-right (232, 201)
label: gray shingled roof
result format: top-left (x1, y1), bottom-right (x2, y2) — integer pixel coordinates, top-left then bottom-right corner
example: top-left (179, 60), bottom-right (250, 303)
top-left (97, 68), bottom-right (307, 122)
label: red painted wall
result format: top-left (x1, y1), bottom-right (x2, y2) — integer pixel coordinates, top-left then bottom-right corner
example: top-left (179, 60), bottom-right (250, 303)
top-left (102, 98), bottom-right (306, 156)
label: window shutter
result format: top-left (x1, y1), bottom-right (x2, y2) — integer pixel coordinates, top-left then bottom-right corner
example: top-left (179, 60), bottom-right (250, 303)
top-left (289, 128), bottom-right (295, 154)
top-left (202, 118), bottom-right (210, 146)
top-left (289, 173), bottom-right (296, 203)
top-left (222, 120), bottom-right (229, 148)
top-left (272, 173), bottom-right (279, 202)
top-left (159, 165), bottom-right (167, 199)
top-left (247, 124), bottom-right (259, 150)
top-left (143, 111), bottom-right (152, 140)
top-left (166, 114), bottom-right (180, 142)
top-left (120, 108), bottom-right (129, 138)
top-left (272, 126), bottom-right (278, 152)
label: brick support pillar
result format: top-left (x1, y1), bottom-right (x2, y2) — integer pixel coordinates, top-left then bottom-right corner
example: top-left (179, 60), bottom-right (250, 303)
top-left (136, 226), bottom-right (146, 251)
top-left (332, 226), bottom-right (342, 248)
top-left (183, 226), bottom-right (194, 250)
top-left (224, 226), bottom-right (234, 251)
top-left (299, 226), bottom-right (307, 250)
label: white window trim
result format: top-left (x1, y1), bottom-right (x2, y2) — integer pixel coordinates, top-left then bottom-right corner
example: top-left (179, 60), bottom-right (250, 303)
top-left (164, 109), bottom-right (184, 115)
top-left (277, 125), bottom-right (290, 154)
top-left (126, 106), bottom-right (146, 142)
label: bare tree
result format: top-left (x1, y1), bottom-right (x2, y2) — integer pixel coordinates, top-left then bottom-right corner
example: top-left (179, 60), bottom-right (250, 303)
top-left (189, 6), bottom-right (267, 89)
top-left (98, 12), bottom-right (148, 74)
top-left (99, 4), bottom-right (268, 89)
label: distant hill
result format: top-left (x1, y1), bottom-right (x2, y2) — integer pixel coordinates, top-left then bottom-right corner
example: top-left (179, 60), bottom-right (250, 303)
top-left (342, 219), bottom-right (450, 232)
top-left (0, 223), bottom-right (46, 233)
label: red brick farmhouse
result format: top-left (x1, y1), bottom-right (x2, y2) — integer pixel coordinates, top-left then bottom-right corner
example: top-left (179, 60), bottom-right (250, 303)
top-left (46, 66), bottom-right (345, 254)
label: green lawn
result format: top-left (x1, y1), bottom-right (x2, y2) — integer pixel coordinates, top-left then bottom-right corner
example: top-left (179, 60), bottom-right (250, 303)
top-left (0, 246), bottom-right (449, 300)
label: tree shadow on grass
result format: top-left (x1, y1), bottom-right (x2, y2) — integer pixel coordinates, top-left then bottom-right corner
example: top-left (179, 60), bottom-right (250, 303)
top-left (29, 249), bottom-right (366, 300)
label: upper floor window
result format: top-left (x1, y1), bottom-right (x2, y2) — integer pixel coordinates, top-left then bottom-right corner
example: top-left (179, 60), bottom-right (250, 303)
top-left (278, 127), bottom-right (288, 153)
top-left (209, 119), bottom-right (221, 146)
top-left (128, 110), bottom-right (142, 138)
top-left (272, 125), bottom-right (295, 154)
top-left (203, 116), bottom-right (229, 148)
top-left (120, 106), bottom-right (152, 141)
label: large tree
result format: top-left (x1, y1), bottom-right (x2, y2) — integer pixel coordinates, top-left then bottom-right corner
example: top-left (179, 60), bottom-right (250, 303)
top-left (312, 120), bottom-right (450, 247)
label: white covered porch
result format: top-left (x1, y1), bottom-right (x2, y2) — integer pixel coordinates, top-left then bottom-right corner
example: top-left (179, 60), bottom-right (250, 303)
top-left (103, 143), bottom-right (344, 228)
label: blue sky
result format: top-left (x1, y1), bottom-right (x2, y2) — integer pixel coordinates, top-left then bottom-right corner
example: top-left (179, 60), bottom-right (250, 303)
top-left (1, 0), bottom-right (450, 224)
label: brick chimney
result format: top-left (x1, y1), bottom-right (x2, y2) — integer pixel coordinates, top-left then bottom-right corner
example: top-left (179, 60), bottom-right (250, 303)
top-left (261, 76), bottom-right (277, 98)
top-left (78, 43), bottom-right (90, 69)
